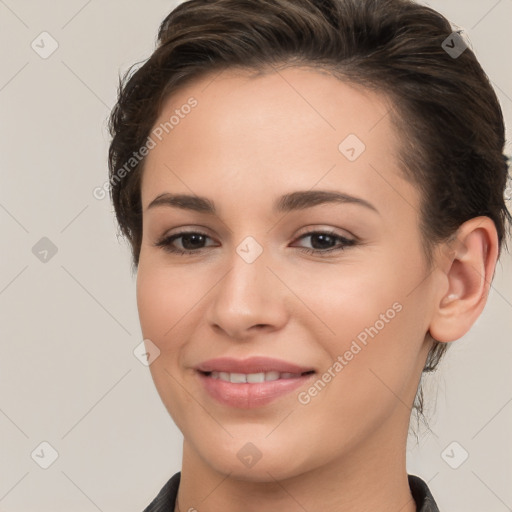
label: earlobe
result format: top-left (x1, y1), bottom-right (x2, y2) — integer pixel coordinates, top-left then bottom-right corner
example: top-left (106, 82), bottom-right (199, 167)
top-left (428, 217), bottom-right (499, 343)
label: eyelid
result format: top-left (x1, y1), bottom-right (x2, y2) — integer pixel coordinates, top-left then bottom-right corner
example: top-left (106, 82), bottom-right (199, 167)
top-left (158, 225), bottom-right (215, 238)
top-left (294, 225), bottom-right (356, 241)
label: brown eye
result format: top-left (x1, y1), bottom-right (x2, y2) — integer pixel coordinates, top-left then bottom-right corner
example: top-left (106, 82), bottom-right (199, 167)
top-left (292, 230), bottom-right (356, 255)
top-left (154, 231), bottom-right (217, 255)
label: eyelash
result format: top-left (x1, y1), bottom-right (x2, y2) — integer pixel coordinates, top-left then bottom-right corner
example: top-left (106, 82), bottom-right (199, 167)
top-left (154, 229), bottom-right (356, 257)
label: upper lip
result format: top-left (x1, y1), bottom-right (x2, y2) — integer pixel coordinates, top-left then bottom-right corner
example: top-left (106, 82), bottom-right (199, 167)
top-left (196, 357), bottom-right (315, 374)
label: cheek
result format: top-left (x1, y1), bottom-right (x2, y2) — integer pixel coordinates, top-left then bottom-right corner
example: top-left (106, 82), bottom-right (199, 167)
top-left (284, 257), bottom-right (408, 345)
top-left (289, 248), bottom-right (429, 397)
top-left (136, 262), bottom-right (203, 428)
top-left (323, 300), bottom-right (426, 439)
top-left (136, 262), bottom-right (200, 343)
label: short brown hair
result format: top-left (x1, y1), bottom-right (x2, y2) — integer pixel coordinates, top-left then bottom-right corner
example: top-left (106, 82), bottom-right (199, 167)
top-left (108, 0), bottom-right (510, 389)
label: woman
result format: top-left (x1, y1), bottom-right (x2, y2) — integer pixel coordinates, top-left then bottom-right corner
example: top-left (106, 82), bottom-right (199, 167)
top-left (107, 0), bottom-right (510, 510)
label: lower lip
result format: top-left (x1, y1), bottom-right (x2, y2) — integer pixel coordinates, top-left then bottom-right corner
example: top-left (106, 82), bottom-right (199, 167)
top-left (197, 372), bottom-right (315, 408)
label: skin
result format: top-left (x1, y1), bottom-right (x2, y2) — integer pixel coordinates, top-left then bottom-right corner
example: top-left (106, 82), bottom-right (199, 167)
top-left (135, 66), bottom-right (498, 512)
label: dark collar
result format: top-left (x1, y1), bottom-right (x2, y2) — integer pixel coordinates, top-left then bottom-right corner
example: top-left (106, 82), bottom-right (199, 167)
top-left (143, 472), bottom-right (440, 512)
top-left (142, 471), bottom-right (180, 512)
top-left (408, 474), bottom-right (440, 511)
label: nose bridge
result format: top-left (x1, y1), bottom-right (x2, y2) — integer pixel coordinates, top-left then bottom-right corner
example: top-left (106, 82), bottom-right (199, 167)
top-left (206, 235), bottom-right (287, 338)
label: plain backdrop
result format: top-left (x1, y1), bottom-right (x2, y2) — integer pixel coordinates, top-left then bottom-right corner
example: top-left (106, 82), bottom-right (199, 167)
top-left (0, 0), bottom-right (511, 510)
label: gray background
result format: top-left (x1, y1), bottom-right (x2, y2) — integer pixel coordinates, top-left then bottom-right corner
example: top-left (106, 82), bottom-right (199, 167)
top-left (0, 0), bottom-right (510, 510)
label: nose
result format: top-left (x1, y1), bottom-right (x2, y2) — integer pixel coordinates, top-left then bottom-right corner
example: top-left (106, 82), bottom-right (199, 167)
top-left (205, 246), bottom-right (289, 341)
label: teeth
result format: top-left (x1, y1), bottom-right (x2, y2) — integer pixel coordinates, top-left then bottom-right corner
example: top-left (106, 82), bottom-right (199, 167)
top-left (209, 371), bottom-right (303, 383)
top-left (265, 371), bottom-right (280, 381)
top-left (247, 372), bottom-right (265, 383)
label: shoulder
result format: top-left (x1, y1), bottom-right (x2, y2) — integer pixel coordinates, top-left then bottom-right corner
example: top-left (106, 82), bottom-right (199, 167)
top-left (142, 472), bottom-right (181, 512)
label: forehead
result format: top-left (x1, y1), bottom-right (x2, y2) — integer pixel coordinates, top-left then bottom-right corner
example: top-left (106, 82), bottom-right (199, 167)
top-left (140, 66), bottom-right (415, 215)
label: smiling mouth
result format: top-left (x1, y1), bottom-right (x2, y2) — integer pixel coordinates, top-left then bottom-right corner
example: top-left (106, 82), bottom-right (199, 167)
top-left (199, 370), bottom-right (315, 383)
top-left (197, 369), bottom-right (316, 408)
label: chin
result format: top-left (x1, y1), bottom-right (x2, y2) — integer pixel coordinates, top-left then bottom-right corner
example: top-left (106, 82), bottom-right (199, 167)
top-left (213, 456), bottom-right (303, 483)
top-left (192, 435), bottom-right (313, 482)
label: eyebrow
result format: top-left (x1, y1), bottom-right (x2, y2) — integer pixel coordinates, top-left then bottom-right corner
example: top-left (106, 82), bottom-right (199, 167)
top-left (146, 190), bottom-right (379, 215)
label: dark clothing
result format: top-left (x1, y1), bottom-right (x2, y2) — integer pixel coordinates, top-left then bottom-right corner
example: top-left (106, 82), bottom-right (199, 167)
top-left (409, 474), bottom-right (440, 512)
top-left (143, 472), bottom-right (440, 511)
top-left (142, 472), bottom-right (180, 512)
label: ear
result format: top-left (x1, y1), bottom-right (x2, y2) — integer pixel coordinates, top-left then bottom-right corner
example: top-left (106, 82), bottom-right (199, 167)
top-left (428, 216), bottom-right (499, 343)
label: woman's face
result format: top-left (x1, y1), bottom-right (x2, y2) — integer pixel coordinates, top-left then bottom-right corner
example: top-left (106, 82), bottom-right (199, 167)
top-left (136, 67), bottom-right (440, 480)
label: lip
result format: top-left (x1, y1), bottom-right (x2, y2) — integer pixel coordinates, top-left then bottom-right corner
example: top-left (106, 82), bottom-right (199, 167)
top-left (195, 357), bottom-right (316, 408)
top-left (195, 356), bottom-right (315, 374)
